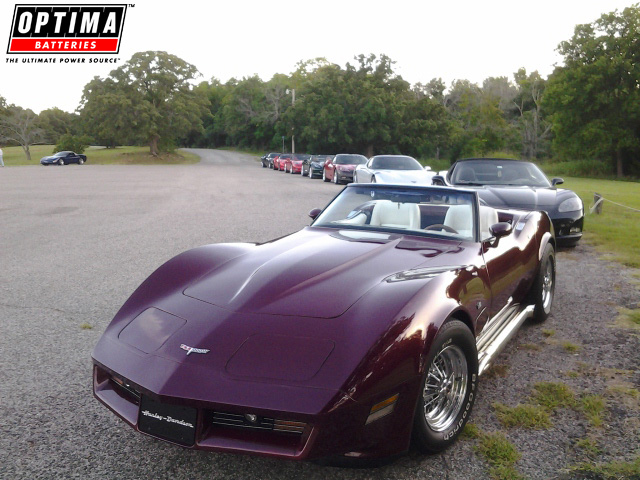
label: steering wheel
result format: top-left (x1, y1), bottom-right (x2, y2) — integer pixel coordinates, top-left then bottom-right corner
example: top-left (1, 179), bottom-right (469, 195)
top-left (425, 224), bottom-right (459, 234)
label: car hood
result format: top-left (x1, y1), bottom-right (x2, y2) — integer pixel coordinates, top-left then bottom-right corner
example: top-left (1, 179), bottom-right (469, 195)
top-left (41, 156), bottom-right (57, 161)
top-left (375, 170), bottom-right (434, 185)
top-left (468, 185), bottom-right (564, 210)
top-left (183, 228), bottom-right (458, 319)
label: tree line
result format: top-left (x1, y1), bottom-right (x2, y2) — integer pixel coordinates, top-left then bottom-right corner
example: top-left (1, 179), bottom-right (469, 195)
top-left (1, 5), bottom-right (638, 177)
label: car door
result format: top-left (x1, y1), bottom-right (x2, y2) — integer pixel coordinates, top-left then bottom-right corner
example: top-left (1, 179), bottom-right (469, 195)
top-left (481, 217), bottom-right (539, 319)
top-left (67, 152), bottom-right (77, 164)
top-left (324, 157), bottom-right (334, 178)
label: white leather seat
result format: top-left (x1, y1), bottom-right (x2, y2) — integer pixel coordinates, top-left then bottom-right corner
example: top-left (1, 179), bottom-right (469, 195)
top-left (370, 200), bottom-right (421, 229)
top-left (479, 205), bottom-right (499, 240)
top-left (443, 205), bottom-right (473, 238)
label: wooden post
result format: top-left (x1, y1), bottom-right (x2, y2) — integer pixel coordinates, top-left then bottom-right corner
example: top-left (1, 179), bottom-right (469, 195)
top-left (593, 193), bottom-right (603, 214)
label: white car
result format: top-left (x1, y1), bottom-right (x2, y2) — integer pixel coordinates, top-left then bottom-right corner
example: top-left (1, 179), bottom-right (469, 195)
top-left (354, 155), bottom-right (435, 185)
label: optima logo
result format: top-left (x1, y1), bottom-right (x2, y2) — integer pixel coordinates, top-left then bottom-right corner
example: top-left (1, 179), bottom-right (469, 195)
top-left (7, 4), bottom-right (127, 54)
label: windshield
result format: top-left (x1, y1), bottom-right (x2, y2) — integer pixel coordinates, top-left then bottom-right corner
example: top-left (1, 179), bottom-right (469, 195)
top-left (313, 185), bottom-right (476, 241)
top-left (370, 155), bottom-right (422, 170)
top-left (293, 154), bottom-right (310, 161)
top-left (54, 151), bottom-right (70, 157)
top-left (451, 160), bottom-right (551, 187)
top-left (335, 154), bottom-right (367, 165)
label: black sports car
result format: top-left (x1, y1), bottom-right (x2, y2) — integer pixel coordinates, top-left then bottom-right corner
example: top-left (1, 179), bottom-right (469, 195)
top-left (40, 151), bottom-right (87, 166)
top-left (303, 155), bottom-right (333, 178)
top-left (432, 158), bottom-right (583, 246)
top-left (260, 152), bottom-right (281, 169)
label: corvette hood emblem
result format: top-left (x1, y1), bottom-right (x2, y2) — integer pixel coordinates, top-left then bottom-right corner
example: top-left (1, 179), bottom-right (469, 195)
top-left (180, 344), bottom-right (210, 356)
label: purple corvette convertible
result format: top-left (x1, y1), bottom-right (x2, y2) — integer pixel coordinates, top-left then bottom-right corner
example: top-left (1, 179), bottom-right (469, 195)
top-left (92, 184), bottom-right (556, 462)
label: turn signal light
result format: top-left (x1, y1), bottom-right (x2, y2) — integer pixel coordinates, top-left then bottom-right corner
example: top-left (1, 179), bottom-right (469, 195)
top-left (365, 394), bottom-right (399, 425)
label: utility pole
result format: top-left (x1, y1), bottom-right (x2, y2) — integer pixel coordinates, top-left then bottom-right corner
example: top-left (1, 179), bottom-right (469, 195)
top-left (291, 88), bottom-right (295, 154)
top-left (287, 88), bottom-right (295, 153)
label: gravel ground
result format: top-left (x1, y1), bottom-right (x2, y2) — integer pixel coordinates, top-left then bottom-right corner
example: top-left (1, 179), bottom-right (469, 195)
top-left (0, 149), bottom-right (638, 479)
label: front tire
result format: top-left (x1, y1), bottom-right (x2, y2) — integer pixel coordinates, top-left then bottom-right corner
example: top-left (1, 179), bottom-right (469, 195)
top-left (58, 159), bottom-right (65, 166)
top-left (527, 243), bottom-right (555, 323)
top-left (413, 320), bottom-right (478, 453)
top-left (333, 171), bottom-right (338, 184)
top-left (323, 169), bottom-right (330, 182)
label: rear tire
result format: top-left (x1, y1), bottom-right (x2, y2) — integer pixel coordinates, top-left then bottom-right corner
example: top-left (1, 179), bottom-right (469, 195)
top-left (323, 169), bottom-right (330, 182)
top-left (412, 320), bottom-right (477, 453)
top-left (527, 243), bottom-right (555, 323)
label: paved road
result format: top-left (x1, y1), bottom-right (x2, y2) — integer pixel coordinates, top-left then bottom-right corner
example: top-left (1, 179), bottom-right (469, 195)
top-left (0, 150), bottom-right (637, 479)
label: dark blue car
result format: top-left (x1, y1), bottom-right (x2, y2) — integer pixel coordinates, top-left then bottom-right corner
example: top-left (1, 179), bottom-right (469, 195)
top-left (40, 151), bottom-right (87, 166)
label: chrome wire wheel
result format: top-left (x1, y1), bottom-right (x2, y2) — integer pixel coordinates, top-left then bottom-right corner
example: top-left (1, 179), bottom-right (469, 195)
top-left (422, 345), bottom-right (468, 432)
top-left (542, 260), bottom-right (553, 311)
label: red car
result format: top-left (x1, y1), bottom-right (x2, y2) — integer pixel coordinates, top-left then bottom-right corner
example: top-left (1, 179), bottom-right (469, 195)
top-left (273, 154), bottom-right (291, 171)
top-left (323, 153), bottom-right (368, 184)
top-left (284, 154), bottom-right (311, 174)
top-left (92, 185), bottom-right (555, 463)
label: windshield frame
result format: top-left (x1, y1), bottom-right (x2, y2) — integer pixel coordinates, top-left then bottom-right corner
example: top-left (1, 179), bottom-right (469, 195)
top-left (310, 184), bottom-right (480, 242)
top-left (450, 159), bottom-right (551, 187)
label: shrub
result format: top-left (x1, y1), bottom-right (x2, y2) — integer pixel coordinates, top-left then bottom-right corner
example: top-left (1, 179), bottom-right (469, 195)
top-left (54, 133), bottom-right (92, 154)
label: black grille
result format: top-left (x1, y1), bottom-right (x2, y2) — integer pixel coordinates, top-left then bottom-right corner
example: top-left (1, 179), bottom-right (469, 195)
top-left (211, 412), bottom-right (306, 435)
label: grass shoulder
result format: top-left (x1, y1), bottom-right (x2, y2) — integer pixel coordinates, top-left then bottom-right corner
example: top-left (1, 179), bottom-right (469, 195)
top-left (1, 145), bottom-right (199, 166)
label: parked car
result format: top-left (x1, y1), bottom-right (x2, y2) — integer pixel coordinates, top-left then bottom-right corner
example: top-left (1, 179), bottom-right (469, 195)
top-left (303, 155), bottom-right (333, 178)
top-left (432, 158), bottom-right (583, 246)
top-left (284, 153), bottom-right (311, 174)
top-left (354, 155), bottom-right (434, 185)
top-left (261, 152), bottom-right (281, 169)
top-left (40, 151), bottom-right (87, 166)
top-left (273, 154), bottom-right (291, 171)
top-left (322, 153), bottom-right (368, 183)
top-left (92, 184), bottom-right (555, 462)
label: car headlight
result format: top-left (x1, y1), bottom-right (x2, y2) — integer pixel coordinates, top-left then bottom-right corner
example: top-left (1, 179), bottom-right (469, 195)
top-left (558, 196), bottom-right (583, 213)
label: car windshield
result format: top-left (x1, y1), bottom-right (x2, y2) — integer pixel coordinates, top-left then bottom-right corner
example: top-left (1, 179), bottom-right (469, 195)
top-left (451, 160), bottom-right (551, 187)
top-left (335, 154), bottom-right (367, 165)
top-left (313, 185), bottom-right (476, 241)
top-left (371, 156), bottom-right (422, 170)
top-left (54, 151), bottom-right (70, 157)
top-left (293, 154), bottom-right (310, 161)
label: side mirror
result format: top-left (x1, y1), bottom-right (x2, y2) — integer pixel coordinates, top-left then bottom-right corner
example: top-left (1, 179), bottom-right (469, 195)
top-left (551, 177), bottom-right (564, 186)
top-left (424, 165), bottom-right (432, 171)
top-left (432, 175), bottom-right (446, 186)
top-left (308, 208), bottom-right (322, 220)
top-left (489, 222), bottom-right (512, 239)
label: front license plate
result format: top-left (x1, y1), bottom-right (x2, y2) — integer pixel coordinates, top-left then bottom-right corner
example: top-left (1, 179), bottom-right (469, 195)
top-left (138, 396), bottom-right (197, 446)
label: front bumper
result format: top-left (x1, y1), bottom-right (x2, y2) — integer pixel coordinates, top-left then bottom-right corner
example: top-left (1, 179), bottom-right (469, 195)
top-left (336, 171), bottom-right (354, 183)
top-left (309, 166), bottom-right (323, 177)
top-left (93, 359), bottom-right (417, 461)
top-left (551, 212), bottom-right (583, 247)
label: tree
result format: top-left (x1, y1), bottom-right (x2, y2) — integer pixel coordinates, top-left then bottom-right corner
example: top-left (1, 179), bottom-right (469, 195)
top-left (543, 5), bottom-right (640, 176)
top-left (79, 51), bottom-right (209, 155)
top-left (0, 106), bottom-right (45, 161)
top-left (37, 107), bottom-right (79, 143)
top-left (513, 69), bottom-right (551, 159)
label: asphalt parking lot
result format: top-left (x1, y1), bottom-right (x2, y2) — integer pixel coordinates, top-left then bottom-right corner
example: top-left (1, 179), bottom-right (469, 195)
top-left (1, 149), bottom-right (638, 479)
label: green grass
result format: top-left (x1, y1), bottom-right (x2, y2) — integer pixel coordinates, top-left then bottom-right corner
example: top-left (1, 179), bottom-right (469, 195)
top-left (1, 145), bottom-right (200, 166)
top-left (559, 177), bottom-right (640, 268)
top-left (475, 432), bottom-right (523, 480)
top-left (218, 146), bottom-right (265, 157)
top-left (562, 341), bottom-right (581, 353)
top-left (493, 402), bottom-right (552, 429)
top-left (460, 422), bottom-right (481, 440)
top-left (575, 437), bottom-right (601, 458)
top-left (484, 364), bottom-right (510, 378)
top-left (541, 329), bottom-right (555, 337)
top-left (580, 394), bottom-right (606, 428)
top-left (617, 308), bottom-right (640, 329)
top-left (531, 382), bottom-right (576, 410)
top-left (80, 323), bottom-right (93, 330)
top-left (569, 455), bottom-right (640, 479)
